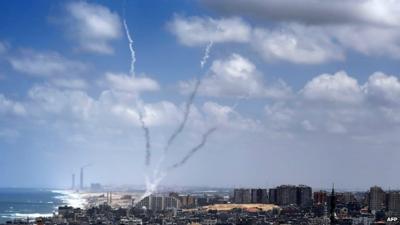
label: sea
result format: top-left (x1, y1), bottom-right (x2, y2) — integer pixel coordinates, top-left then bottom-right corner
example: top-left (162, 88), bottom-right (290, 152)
top-left (0, 188), bottom-right (86, 224)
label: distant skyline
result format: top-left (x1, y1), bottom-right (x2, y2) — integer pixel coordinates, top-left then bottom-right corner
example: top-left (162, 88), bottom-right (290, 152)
top-left (1, 0), bottom-right (400, 189)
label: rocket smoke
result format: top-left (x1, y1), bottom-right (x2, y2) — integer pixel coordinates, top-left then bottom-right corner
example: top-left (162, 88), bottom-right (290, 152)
top-left (200, 41), bottom-right (213, 69)
top-left (163, 41), bottom-right (213, 153)
top-left (123, 18), bottom-right (152, 166)
top-left (168, 127), bottom-right (217, 170)
top-left (164, 79), bottom-right (201, 153)
top-left (123, 15), bottom-right (218, 205)
top-left (123, 19), bottom-right (136, 76)
top-left (138, 111), bottom-right (151, 166)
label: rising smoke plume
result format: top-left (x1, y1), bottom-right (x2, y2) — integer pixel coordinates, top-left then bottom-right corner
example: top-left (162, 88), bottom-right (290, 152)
top-left (138, 111), bottom-right (151, 166)
top-left (123, 19), bottom-right (136, 76)
top-left (164, 79), bottom-right (201, 153)
top-left (123, 15), bottom-right (218, 204)
top-left (168, 127), bottom-right (217, 170)
top-left (200, 41), bottom-right (213, 69)
top-left (163, 41), bottom-right (214, 153)
top-left (123, 18), bottom-right (152, 166)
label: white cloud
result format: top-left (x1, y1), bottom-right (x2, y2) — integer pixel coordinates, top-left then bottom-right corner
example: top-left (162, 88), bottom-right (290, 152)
top-left (50, 78), bottom-right (88, 90)
top-left (202, 101), bottom-right (260, 131)
top-left (169, 16), bottom-right (344, 64)
top-left (252, 26), bottom-right (344, 64)
top-left (0, 94), bottom-right (26, 116)
top-left (28, 85), bottom-right (94, 119)
top-left (262, 70), bottom-right (400, 137)
top-left (180, 54), bottom-right (291, 98)
top-left (363, 72), bottom-right (400, 105)
top-left (168, 15), bottom-right (251, 46)
top-left (201, 0), bottom-right (400, 27)
top-left (104, 73), bottom-right (160, 94)
top-left (9, 49), bottom-right (87, 77)
top-left (301, 71), bottom-right (363, 104)
top-left (172, 1), bottom-right (400, 62)
top-left (65, 1), bottom-right (122, 54)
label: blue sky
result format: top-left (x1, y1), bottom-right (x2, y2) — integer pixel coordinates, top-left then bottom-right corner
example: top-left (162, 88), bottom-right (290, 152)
top-left (1, 0), bottom-right (400, 190)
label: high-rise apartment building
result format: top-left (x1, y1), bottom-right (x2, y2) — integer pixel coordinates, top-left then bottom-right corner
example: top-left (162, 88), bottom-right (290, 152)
top-left (313, 191), bottom-right (327, 205)
top-left (233, 189), bottom-right (252, 203)
top-left (387, 191), bottom-right (400, 215)
top-left (296, 185), bottom-right (312, 208)
top-left (369, 186), bottom-right (386, 212)
top-left (269, 188), bottom-right (277, 204)
top-left (276, 185), bottom-right (297, 206)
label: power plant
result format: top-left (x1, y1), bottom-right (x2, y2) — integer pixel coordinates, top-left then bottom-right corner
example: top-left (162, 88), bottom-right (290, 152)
top-left (80, 164), bottom-right (91, 190)
top-left (71, 173), bottom-right (75, 190)
top-left (80, 168), bottom-right (84, 190)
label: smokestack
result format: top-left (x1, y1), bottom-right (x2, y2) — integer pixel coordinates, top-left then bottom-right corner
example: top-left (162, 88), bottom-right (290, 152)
top-left (80, 168), bottom-right (83, 190)
top-left (72, 174), bottom-right (75, 190)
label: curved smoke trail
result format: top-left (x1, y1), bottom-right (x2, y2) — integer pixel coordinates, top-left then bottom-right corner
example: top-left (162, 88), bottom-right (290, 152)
top-left (168, 127), bottom-right (217, 170)
top-left (138, 111), bottom-right (151, 166)
top-left (200, 41), bottom-right (213, 69)
top-left (163, 41), bottom-right (213, 153)
top-left (164, 79), bottom-right (201, 153)
top-left (123, 19), bottom-right (136, 76)
top-left (133, 38), bottom-right (217, 205)
top-left (123, 18), bottom-right (152, 166)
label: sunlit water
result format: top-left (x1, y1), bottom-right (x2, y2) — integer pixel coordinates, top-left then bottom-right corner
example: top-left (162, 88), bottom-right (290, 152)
top-left (0, 188), bottom-right (85, 223)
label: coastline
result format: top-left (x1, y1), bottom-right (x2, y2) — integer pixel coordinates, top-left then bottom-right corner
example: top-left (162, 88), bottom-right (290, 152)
top-left (0, 189), bottom-right (86, 223)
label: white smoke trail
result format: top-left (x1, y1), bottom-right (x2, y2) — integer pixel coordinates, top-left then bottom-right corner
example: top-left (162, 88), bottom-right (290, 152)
top-left (168, 127), bottom-right (217, 170)
top-left (134, 127), bottom-right (216, 205)
top-left (132, 35), bottom-right (217, 207)
top-left (138, 111), bottom-right (151, 166)
top-left (164, 79), bottom-right (201, 153)
top-left (123, 19), bottom-right (136, 76)
top-left (200, 41), bottom-right (213, 69)
top-left (123, 18), bottom-right (152, 166)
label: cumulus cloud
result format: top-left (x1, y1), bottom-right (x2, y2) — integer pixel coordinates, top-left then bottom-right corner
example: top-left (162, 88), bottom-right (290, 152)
top-left (301, 71), bottom-right (363, 104)
top-left (104, 73), bottom-right (160, 94)
top-left (252, 26), bottom-right (344, 64)
top-left (50, 78), bottom-right (88, 90)
top-left (65, 1), bottom-right (122, 54)
top-left (201, 0), bottom-right (400, 26)
top-left (172, 1), bottom-right (400, 62)
top-left (202, 101), bottom-right (260, 131)
top-left (169, 16), bottom-right (344, 64)
top-left (0, 94), bottom-right (26, 116)
top-left (263, 70), bottom-right (400, 137)
top-left (180, 54), bottom-right (291, 98)
top-left (168, 15), bottom-right (251, 46)
top-left (9, 49), bottom-right (87, 77)
top-left (363, 72), bottom-right (400, 105)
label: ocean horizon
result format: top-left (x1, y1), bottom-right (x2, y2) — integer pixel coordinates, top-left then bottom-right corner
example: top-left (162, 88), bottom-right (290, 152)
top-left (0, 188), bottom-right (85, 223)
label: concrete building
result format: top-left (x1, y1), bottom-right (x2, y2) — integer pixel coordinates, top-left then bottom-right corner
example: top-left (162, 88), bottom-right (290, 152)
top-left (250, 188), bottom-right (268, 203)
top-left (276, 185), bottom-right (297, 206)
top-left (368, 186), bottom-right (386, 212)
top-left (233, 189), bottom-right (252, 203)
top-left (296, 185), bottom-right (312, 208)
top-left (269, 188), bottom-right (277, 204)
top-left (313, 191), bottom-right (327, 205)
top-left (387, 191), bottom-right (400, 215)
top-left (137, 195), bottom-right (181, 211)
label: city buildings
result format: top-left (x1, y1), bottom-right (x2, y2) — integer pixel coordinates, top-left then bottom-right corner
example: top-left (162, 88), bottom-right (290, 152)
top-left (232, 188), bottom-right (268, 204)
top-left (387, 191), bottom-right (400, 216)
top-left (369, 186), bottom-right (386, 212)
top-left (136, 195), bottom-right (181, 211)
